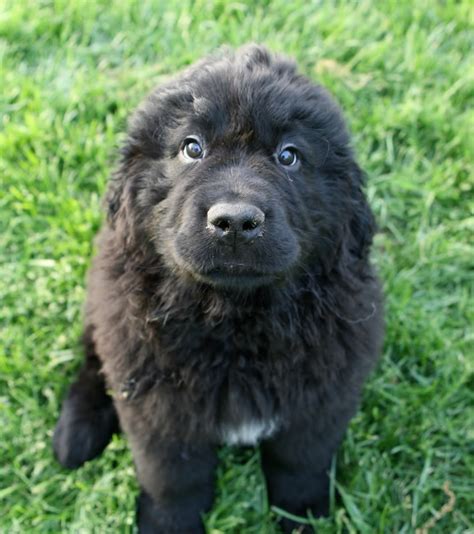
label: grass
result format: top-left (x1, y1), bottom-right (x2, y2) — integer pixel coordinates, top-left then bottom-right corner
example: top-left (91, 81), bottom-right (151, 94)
top-left (0, 0), bottom-right (473, 532)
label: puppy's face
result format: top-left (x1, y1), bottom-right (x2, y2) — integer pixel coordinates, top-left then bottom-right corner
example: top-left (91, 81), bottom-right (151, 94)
top-left (113, 47), bottom-right (366, 289)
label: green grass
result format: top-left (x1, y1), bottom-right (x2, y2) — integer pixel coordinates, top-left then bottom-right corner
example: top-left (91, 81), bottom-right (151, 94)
top-left (1, 0), bottom-right (473, 532)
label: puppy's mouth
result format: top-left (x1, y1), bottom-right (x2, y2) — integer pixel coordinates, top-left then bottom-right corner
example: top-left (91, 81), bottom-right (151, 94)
top-left (188, 263), bottom-right (277, 289)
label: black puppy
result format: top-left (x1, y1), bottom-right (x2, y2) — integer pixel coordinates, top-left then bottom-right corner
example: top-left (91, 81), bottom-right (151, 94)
top-left (53, 45), bottom-right (384, 533)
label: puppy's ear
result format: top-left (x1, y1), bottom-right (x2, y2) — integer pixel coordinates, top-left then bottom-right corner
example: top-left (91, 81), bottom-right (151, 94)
top-left (105, 174), bottom-right (124, 224)
top-left (105, 141), bottom-right (139, 225)
top-left (104, 149), bottom-right (128, 226)
top-left (105, 88), bottom-right (172, 227)
top-left (347, 162), bottom-right (376, 260)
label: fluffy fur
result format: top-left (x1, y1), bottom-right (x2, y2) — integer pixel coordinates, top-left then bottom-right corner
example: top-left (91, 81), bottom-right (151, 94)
top-left (53, 45), bottom-right (384, 533)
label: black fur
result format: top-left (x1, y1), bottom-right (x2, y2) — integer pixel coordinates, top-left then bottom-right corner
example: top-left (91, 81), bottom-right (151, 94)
top-left (53, 45), bottom-right (384, 533)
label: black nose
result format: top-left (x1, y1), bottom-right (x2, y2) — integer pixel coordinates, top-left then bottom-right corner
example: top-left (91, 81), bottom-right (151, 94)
top-left (207, 202), bottom-right (265, 242)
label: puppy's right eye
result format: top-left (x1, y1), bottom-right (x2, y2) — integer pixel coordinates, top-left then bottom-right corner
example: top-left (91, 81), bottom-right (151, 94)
top-left (182, 138), bottom-right (204, 160)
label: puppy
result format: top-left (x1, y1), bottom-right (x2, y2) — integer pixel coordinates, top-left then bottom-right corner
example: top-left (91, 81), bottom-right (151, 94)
top-left (53, 45), bottom-right (384, 533)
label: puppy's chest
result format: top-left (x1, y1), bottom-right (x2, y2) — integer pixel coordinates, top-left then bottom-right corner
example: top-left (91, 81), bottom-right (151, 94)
top-left (158, 322), bottom-right (293, 444)
top-left (215, 368), bottom-right (282, 446)
top-left (219, 417), bottom-right (279, 445)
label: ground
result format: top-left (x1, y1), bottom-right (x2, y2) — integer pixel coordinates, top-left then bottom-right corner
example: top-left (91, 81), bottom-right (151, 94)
top-left (0, 1), bottom-right (473, 532)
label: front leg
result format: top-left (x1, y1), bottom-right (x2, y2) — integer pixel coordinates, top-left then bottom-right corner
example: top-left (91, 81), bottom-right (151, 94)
top-left (120, 405), bottom-right (218, 533)
top-left (261, 414), bottom-right (349, 534)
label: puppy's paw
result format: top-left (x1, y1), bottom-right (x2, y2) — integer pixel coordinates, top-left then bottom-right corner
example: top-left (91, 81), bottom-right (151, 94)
top-left (275, 497), bottom-right (329, 534)
top-left (279, 518), bottom-right (314, 534)
top-left (137, 491), bottom-right (205, 534)
top-left (53, 395), bottom-right (118, 469)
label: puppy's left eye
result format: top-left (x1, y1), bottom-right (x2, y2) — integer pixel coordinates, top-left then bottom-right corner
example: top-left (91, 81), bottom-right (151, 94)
top-left (277, 147), bottom-right (298, 166)
top-left (183, 138), bottom-right (204, 160)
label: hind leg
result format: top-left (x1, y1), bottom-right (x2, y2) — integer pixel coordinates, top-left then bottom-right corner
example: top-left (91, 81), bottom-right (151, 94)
top-left (53, 326), bottom-right (119, 469)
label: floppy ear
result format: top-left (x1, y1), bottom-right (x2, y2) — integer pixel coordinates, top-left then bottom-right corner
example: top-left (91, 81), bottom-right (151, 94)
top-left (347, 162), bottom-right (376, 260)
top-left (105, 141), bottom-right (141, 225)
top-left (104, 83), bottom-right (178, 227)
top-left (103, 139), bottom-right (157, 262)
top-left (105, 171), bottom-right (125, 224)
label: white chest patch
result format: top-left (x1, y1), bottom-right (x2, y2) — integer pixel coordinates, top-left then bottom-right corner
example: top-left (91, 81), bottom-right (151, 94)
top-left (220, 418), bottom-right (279, 446)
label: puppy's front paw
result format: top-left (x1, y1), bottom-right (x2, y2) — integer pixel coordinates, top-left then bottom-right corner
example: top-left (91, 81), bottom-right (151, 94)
top-left (53, 394), bottom-right (118, 469)
top-left (278, 517), bottom-right (314, 534)
top-left (137, 491), bottom-right (205, 534)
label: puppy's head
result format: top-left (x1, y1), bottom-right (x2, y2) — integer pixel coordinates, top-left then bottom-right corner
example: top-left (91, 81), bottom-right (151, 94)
top-left (108, 45), bottom-right (373, 289)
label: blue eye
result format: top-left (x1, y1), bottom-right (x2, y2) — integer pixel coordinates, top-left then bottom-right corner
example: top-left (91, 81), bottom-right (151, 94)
top-left (278, 147), bottom-right (298, 166)
top-left (183, 138), bottom-right (203, 159)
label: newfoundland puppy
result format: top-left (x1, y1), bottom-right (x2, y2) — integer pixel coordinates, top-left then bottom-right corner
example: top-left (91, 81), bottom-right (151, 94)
top-left (53, 45), bottom-right (383, 533)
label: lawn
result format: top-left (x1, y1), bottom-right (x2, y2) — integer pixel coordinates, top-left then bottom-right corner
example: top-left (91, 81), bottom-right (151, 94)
top-left (0, 0), bottom-right (473, 532)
